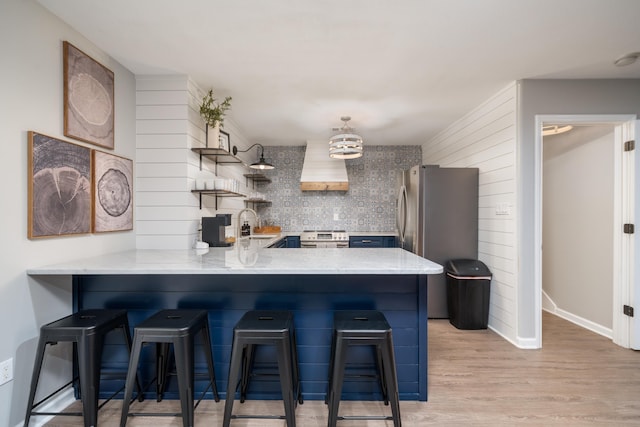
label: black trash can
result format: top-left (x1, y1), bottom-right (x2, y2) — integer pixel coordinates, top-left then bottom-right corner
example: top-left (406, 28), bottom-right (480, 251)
top-left (445, 259), bottom-right (492, 330)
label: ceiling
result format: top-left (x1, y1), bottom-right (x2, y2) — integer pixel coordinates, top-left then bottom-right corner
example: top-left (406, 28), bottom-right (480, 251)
top-left (38, 0), bottom-right (640, 146)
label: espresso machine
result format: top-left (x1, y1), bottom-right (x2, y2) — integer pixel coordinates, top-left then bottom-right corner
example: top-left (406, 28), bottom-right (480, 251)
top-left (202, 214), bottom-right (232, 247)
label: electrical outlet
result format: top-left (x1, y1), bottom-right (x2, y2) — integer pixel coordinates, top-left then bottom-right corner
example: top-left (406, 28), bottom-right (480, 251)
top-left (0, 358), bottom-right (13, 386)
top-left (333, 213), bottom-right (339, 220)
top-left (495, 203), bottom-right (511, 216)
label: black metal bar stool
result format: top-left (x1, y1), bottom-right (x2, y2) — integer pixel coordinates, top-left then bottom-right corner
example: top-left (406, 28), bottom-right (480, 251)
top-left (24, 309), bottom-right (143, 427)
top-left (326, 310), bottom-right (401, 427)
top-left (119, 309), bottom-right (219, 427)
top-left (223, 310), bottom-right (302, 427)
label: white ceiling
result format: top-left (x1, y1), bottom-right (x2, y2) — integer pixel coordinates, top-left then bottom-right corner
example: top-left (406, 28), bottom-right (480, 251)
top-left (39, 0), bottom-right (640, 146)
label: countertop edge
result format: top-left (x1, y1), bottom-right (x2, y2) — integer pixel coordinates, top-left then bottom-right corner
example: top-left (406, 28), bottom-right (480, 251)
top-left (27, 248), bottom-right (443, 276)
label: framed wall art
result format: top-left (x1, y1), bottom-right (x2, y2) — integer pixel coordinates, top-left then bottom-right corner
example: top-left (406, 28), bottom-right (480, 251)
top-left (63, 41), bottom-right (115, 149)
top-left (92, 150), bottom-right (133, 233)
top-left (28, 131), bottom-right (92, 238)
top-left (219, 130), bottom-right (230, 152)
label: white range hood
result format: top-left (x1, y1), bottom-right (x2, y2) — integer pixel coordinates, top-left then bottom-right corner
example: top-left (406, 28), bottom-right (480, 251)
top-left (300, 140), bottom-right (349, 191)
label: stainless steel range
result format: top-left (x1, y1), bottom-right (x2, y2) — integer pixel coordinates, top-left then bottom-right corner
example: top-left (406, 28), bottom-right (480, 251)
top-left (299, 230), bottom-right (349, 248)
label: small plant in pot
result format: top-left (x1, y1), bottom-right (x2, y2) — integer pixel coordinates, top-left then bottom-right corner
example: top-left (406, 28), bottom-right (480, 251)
top-left (199, 89), bottom-right (232, 148)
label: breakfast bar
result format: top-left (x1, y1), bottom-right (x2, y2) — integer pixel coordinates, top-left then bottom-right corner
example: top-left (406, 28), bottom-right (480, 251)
top-left (27, 244), bottom-right (442, 402)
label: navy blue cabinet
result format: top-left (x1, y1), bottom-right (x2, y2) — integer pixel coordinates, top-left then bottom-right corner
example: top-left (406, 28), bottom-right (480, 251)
top-left (269, 235), bottom-right (300, 248)
top-left (349, 236), bottom-right (396, 248)
top-left (286, 235), bottom-right (300, 248)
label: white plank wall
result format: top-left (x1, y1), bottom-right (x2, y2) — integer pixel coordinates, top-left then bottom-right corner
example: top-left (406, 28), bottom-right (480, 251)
top-left (421, 83), bottom-right (518, 344)
top-left (136, 75), bottom-right (256, 249)
top-left (135, 75), bottom-right (198, 249)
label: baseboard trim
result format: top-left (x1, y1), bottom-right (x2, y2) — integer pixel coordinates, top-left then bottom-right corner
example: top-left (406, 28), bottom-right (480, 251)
top-left (487, 325), bottom-right (540, 349)
top-left (18, 387), bottom-right (75, 427)
top-left (543, 308), bottom-right (613, 339)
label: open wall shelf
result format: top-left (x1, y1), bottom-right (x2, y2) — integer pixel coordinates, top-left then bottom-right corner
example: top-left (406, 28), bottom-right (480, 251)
top-left (191, 189), bottom-right (245, 209)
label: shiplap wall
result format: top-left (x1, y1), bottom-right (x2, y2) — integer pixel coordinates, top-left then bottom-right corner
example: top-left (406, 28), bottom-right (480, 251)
top-left (136, 75), bottom-right (251, 249)
top-left (421, 83), bottom-right (518, 343)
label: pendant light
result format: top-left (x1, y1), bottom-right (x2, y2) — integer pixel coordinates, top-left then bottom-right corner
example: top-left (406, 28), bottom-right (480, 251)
top-left (232, 143), bottom-right (274, 170)
top-left (329, 116), bottom-right (363, 159)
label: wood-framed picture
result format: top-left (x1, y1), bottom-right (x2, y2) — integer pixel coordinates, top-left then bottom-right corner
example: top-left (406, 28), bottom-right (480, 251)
top-left (92, 150), bottom-right (133, 233)
top-left (28, 131), bottom-right (92, 238)
top-left (219, 130), bottom-right (230, 152)
top-left (63, 41), bottom-right (115, 149)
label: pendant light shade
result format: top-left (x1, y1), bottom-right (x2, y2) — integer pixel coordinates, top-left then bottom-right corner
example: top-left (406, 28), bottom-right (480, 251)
top-left (329, 116), bottom-right (363, 159)
top-left (232, 143), bottom-right (274, 170)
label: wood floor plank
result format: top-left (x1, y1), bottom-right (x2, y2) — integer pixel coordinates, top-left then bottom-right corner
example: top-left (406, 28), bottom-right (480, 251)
top-left (42, 312), bottom-right (640, 426)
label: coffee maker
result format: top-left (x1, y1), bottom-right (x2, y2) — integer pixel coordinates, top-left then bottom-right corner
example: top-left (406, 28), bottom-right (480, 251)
top-left (202, 214), bottom-right (232, 247)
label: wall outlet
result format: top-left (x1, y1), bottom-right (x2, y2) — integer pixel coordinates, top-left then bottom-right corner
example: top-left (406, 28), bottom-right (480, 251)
top-left (0, 358), bottom-right (13, 386)
top-left (333, 213), bottom-right (339, 221)
top-left (495, 203), bottom-right (511, 216)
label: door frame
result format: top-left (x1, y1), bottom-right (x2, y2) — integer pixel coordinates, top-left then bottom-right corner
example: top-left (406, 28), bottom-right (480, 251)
top-left (534, 114), bottom-right (637, 348)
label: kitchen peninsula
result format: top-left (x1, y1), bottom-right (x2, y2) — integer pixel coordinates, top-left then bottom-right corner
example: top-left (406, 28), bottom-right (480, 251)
top-left (27, 243), bottom-right (442, 401)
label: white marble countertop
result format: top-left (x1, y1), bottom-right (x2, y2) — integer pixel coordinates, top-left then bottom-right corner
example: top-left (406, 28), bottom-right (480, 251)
top-left (27, 245), bottom-right (442, 276)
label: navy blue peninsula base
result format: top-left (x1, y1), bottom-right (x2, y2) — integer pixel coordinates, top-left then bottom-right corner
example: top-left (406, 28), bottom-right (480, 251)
top-left (29, 247), bottom-right (442, 402)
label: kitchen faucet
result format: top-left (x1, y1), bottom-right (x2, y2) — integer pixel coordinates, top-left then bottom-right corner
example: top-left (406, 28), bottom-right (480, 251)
top-left (237, 208), bottom-right (259, 238)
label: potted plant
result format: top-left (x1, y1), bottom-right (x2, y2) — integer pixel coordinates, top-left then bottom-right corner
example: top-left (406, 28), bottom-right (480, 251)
top-left (199, 89), bottom-right (232, 148)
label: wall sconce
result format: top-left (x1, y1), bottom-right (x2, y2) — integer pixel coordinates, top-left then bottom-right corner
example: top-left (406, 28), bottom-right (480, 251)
top-left (232, 143), bottom-right (274, 170)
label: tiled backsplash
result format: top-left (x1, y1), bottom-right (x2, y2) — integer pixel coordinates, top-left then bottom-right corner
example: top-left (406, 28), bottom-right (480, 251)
top-left (254, 145), bottom-right (421, 232)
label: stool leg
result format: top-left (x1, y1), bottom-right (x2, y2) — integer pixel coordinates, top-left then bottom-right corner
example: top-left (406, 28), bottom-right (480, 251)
top-left (381, 336), bottom-right (401, 427)
top-left (291, 329), bottom-right (303, 404)
top-left (325, 330), bottom-right (337, 405)
top-left (173, 335), bottom-right (195, 427)
top-left (200, 322), bottom-right (220, 402)
top-left (375, 346), bottom-right (389, 405)
top-left (276, 333), bottom-right (296, 427)
top-left (156, 343), bottom-right (171, 402)
top-left (327, 336), bottom-right (349, 427)
top-left (23, 336), bottom-right (48, 427)
top-left (120, 334), bottom-right (143, 427)
top-left (223, 334), bottom-right (243, 427)
top-left (77, 333), bottom-right (103, 427)
top-left (240, 344), bottom-right (256, 403)
top-left (119, 323), bottom-right (144, 402)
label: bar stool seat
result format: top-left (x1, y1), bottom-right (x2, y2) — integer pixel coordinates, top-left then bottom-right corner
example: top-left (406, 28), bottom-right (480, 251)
top-left (223, 310), bottom-right (302, 427)
top-left (119, 309), bottom-right (219, 427)
top-left (24, 309), bottom-right (142, 427)
top-left (326, 310), bottom-right (401, 427)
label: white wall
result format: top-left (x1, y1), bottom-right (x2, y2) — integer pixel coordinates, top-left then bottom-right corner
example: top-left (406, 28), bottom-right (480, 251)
top-left (422, 83), bottom-right (519, 343)
top-left (136, 76), bottom-right (257, 249)
top-left (543, 126), bottom-right (614, 331)
top-left (518, 79), bottom-right (640, 341)
top-left (135, 75), bottom-right (202, 249)
top-left (0, 1), bottom-right (136, 425)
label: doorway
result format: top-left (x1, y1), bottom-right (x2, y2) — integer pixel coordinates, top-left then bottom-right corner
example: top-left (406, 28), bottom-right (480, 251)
top-left (534, 115), bottom-right (637, 349)
top-left (542, 124), bottom-right (615, 337)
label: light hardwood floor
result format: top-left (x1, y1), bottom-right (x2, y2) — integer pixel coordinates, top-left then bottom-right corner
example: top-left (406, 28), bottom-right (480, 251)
top-left (43, 312), bottom-right (640, 426)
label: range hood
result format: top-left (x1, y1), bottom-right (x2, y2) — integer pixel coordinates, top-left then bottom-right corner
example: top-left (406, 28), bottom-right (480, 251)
top-left (300, 140), bottom-right (349, 191)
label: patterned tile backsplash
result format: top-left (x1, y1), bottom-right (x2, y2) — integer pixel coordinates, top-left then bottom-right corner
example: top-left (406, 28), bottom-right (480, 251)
top-left (254, 145), bottom-right (421, 232)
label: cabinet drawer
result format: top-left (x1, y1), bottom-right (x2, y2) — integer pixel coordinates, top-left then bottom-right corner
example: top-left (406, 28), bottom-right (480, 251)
top-left (349, 236), bottom-right (384, 248)
top-left (349, 236), bottom-right (396, 248)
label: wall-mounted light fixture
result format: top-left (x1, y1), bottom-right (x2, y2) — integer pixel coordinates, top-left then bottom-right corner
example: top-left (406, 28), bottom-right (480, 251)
top-left (614, 52), bottom-right (640, 67)
top-left (542, 124), bottom-right (573, 136)
top-left (232, 143), bottom-right (274, 170)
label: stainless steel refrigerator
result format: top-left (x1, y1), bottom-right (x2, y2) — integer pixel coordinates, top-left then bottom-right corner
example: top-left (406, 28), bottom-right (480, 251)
top-left (397, 165), bottom-right (479, 318)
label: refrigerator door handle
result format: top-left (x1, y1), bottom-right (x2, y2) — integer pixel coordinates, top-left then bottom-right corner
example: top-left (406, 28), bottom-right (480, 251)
top-left (397, 185), bottom-right (408, 245)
